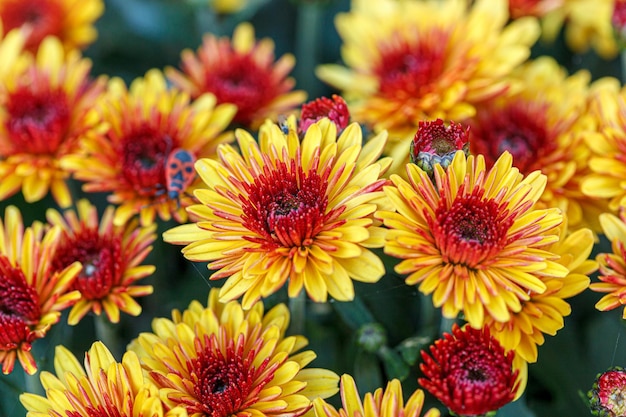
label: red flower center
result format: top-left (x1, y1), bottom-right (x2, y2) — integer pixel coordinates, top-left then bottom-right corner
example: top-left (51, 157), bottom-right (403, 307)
top-left (204, 54), bottom-right (275, 125)
top-left (375, 30), bottom-right (449, 99)
top-left (119, 124), bottom-right (172, 195)
top-left (470, 103), bottom-right (556, 173)
top-left (188, 335), bottom-right (276, 417)
top-left (0, 255), bottom-right (40, 350)
top-left (241, 160), bottom-right (336, 249)
top-left (0, 0), bottom-right (65, 50)
top-left (4, 86), bottom-right (71, 156)
top-left (433, 191), bottom-right (513, 267)
top-left (51, 228), bottom-right (123, 300)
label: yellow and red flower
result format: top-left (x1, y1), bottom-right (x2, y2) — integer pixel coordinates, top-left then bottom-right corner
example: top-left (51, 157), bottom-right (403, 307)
top-left (469, 56), bottom-right (605, 233)
top-left (167, 22), bottom-right (306, 129)
top-left (164, 117), bottom-right (391, 308)
top-left (486, 221), bottom-right (595, 363)
top-left (128, 289), bottom-right (339, 417)
top-left (0, 206), bottom-right (81, 375)
top-left (419, 324), bottom-right (520, 416)
top-left (0, 35), bottom-right (106, 208)
top-left (20, 341), bottom-right (187, 417)
top-left (316, 0), bottom-right (540, 172)
top-left (47, 198), bottom-right (157, 325)
top-left (376, 151), bottom-right (568, 329)
top-left (313, 374), bottom-right (440, 417)
top-left (581, 78), bottom-right (626, 213)
top-left (0, 0), bottom-right (104, 52)
top-left (589, 211), bottom-right (626, 319)
top-left (62, 69), bottom-right (237, 226)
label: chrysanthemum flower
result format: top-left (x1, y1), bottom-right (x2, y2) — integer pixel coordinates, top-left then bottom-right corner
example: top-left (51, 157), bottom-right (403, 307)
top-left (313, 374), bottom-right (440, 417)
top-left (486, 220), bottom-right (595, 363)
top-left (299, 95), bottom-right (350, 136)
top-left (376, 151), bottom-right (569, 329)
top-left (166, 22), bottom-right (306, 129)
top-left (0, 0), bottom-right (103, 52)
top-left (20, 341), bottom-right (187, 417)
top-left (541, 0), bottom-right (618, 59)
top-left (62, 69), bottom-right (237, 226)
top-left (581, 79), bottom-right (626, 213)
top-left (419, 324), bottom-right (520, 417)
top-left (163, 118), bottom-right (391, 308)
top-left (588, 211), bottom-right (626, 319)
top-left (0, 206), bottom-right (81, 375)
top-left (316, 0), bottom-right (540, 171)
top-left (469, 56), bottom-right (605, 233)
top-left (128, 289), bottom-right (339, 417)
top-left (409, 118), bottom-right (469, 178)
top-left (588, 366), bottom-right (626, 417)
top-left (46, 198), bottom-right (157, 325)
top-left (0, 35), bottom-right (106, 208)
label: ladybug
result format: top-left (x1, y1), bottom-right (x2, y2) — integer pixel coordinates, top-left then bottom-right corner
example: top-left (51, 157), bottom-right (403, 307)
top-left (165, 148), bottom-right (196, 199)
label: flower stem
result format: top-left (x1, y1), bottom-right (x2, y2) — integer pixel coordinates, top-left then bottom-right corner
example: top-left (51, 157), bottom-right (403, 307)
top-left (288, 290), bottom-right (306, 336)
top-left (294, 2), bottom-right (323, 98)
top-left (23, 372), bottom-right (43, 396)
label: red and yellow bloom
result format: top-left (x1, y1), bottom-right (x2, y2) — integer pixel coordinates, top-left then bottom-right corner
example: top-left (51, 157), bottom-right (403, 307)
top-left (377, 151), bottom-right (568, 329)
top-left (164, 117), bottom-right (391, 308)
top-left (128, 289), bottom-right (339, 417)
top-left (47, 198), bottom-right (157, 325)
top-left (0, 36), bottom-right (106, 207)
top-left (62, 69), bottom-right (236, 226)
top-left (0, 206), bottom-right (81, 375)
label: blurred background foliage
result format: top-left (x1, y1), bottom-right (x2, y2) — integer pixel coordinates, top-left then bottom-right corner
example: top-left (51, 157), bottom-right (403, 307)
top-left (2, 1), bottom-right (626, 416)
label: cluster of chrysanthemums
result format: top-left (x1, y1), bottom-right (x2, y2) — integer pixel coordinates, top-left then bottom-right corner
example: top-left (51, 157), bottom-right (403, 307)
top-left (3, 0), bottom-right (626, 416)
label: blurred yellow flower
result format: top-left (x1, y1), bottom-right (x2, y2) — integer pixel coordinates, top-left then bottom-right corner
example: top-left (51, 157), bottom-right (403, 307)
top-left (0, 36), bottom-right (106, 208)
top-left (581, 78), bottom-right (626, 212)
top-left (541, 0), bottom-right (618, 59)
top-left (469, 56), bottom-right (606, 233)
top-left (164, 117), bottom-right (391, 308)
top-left (0, 0), bottom-right (104, 52)
top-left (376, 151), bottom-right (568, 329)
top-left (167, 22), bottom-right (305, 129)
top-left (20, 341), bottom-right (187, 417)
top-left (128, 289), bottom-right (339, 417)
top-left (211, 0), bottom-right (246, 14)
top-left (62, 69), bottom-right (236, 226)
top-left (316, 0), bottom-right (540, 172)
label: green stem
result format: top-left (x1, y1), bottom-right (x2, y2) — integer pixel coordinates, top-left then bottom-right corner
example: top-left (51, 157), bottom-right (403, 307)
top-left (294, 2), bottom-right (322, 98)
top-left (288, 290), bottom-right (306, 336)
top-left (621, 49), bottom-right (626, 83)
top-left (438, 315), bottom-right (456, 336)
top-left (23, 372), bottom-right (43, 396)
